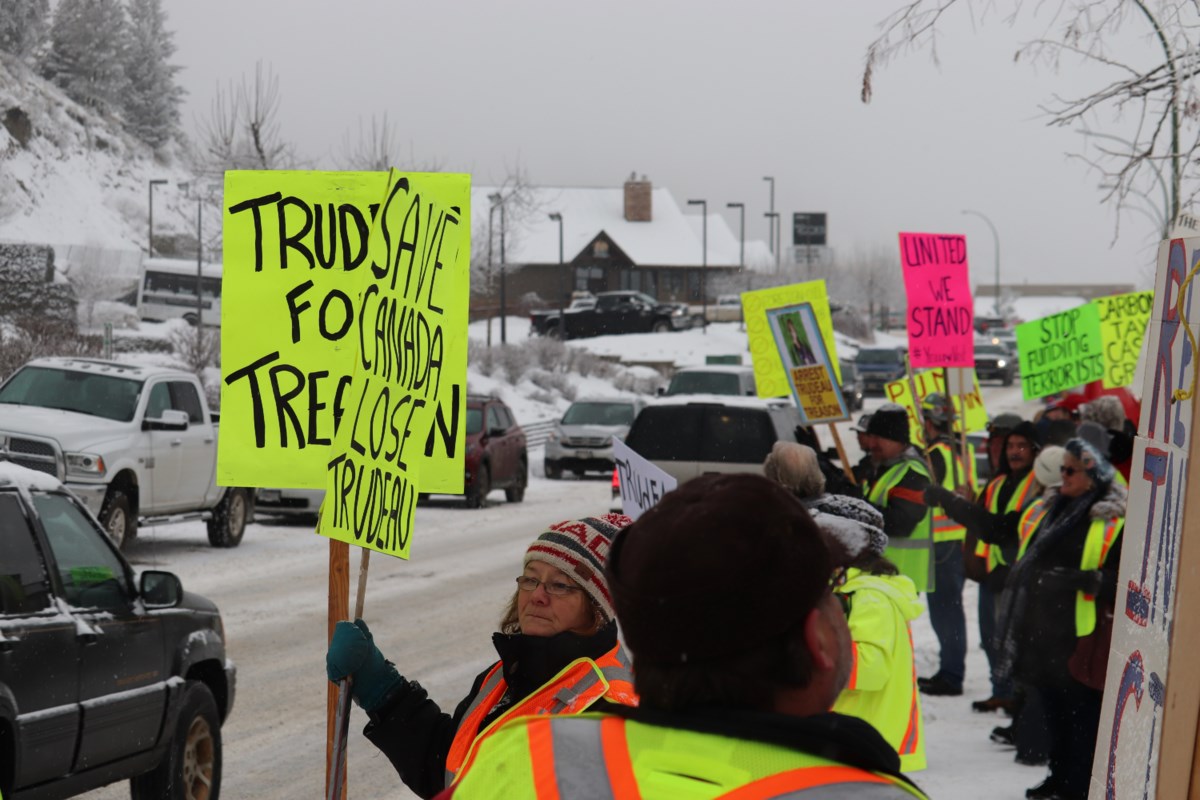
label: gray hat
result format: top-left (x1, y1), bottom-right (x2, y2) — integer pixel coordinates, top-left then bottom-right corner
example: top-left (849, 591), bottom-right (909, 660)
top-left (852, 413), bottom-right (873, 434)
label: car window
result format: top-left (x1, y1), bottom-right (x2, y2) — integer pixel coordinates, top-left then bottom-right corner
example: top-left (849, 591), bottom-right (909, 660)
top-left (0, 494), bottom-right (52, 614)
top-left (975, 345), bottom-right (1009, 356)
top-left (146, 382), bottom-right (172, 418)
top-left (562, 402), bottom-right (636, 426)
top-left (700, 407), bottom-right (777, 463)
top-left (626, 407), bottom-right (703, 461)
top-left (668, 372), bottom-right (741, 395)
top-left (0, 367), bottom-right (142, 422)
top-left (496, 406), bottom-right (515, 429)
top-left (466, 408), bottom-right (483, 435)
top-left (170, 380), bottom-right (205, 423)
top-left (855, 349), bottom-right (902, 365)
top-left (34, 493), bottom-right (130, 610)
top-left (486, 405), bottom-right (505, 433)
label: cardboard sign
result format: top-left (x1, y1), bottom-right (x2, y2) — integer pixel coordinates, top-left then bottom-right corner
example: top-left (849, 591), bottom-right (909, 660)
top-left (899, 232), bottom-right (974, 368)
top-left (884, 369), bottom-right (988, 447)
top-left (612, 438), bottom-right (677, 521)
top-left (218, 171), bottom-right (470, 497)
top-left (742, 281), bottom-right (840, 399)
top-left (1015, 303), bottom-right (1104, 400)
top-left (1095, 290), bottom-right (1154, 389)
top-left (767, 303), bottom-right (848, 424)
top-left (1092, 237), bottom-right (1200, 799)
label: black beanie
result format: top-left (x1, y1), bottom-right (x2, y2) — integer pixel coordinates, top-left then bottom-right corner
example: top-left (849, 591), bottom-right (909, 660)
top-left (1009, 420), bottom-right (1043, 450)
top-left (866, 404), bottom-right (910, 444)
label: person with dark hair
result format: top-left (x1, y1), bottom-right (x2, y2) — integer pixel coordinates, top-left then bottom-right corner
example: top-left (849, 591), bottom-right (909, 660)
top-left (440, 474), bottom-right (928, 799)
top-left (326, 515), bottom-right (637, 799)
top-left (997, 438), bottom-right (1126, 800)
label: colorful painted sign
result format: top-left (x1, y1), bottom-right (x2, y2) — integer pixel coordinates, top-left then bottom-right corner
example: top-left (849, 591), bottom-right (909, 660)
top-left (1015, 303), bottom-right (1104, 400)
top-left (742, 281), bottom-right (839, 399)
top-left (612, 438), bottom-right (677, 521)
top-left (767, 303), bottom-right (848, 424)
top-left (1095, 290), bottom-right (1154, 389)
top-left (218, 171), bottom-right (470, 498)
top-left (898, 232), bottom-right (974, 368)
top-left (884, 368), bottom-right (988, 448)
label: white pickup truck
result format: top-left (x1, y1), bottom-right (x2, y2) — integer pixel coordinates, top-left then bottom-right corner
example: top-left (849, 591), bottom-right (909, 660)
top-left (0, 357), bottom-right (253, 548)
top-left (688, 294), bottom-right (743, 324)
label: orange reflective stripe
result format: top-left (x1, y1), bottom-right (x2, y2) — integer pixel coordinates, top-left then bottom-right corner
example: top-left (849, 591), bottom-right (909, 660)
top-left (600, 717), bottom-right (641, 800)
top-left (445, 663), bottom-right (507, 774)
top-left (716, 765), bottom-right (891, 800)
top-left (1098, 518), bottom-right (1123, 566)
top-left (899, 628), bottom-right (919, 756)
top-left (847, 642), bottom-right (860, 691)
top-left (526, 718), bottom-right (561, 800)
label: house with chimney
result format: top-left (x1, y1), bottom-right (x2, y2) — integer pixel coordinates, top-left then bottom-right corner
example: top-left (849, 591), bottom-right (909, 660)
top-left (469, 174), bottom-right (772, 316)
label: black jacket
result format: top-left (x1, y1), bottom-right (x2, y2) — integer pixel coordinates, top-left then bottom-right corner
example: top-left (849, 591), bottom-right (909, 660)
top-left (364, 622), bottom-right (620, 799)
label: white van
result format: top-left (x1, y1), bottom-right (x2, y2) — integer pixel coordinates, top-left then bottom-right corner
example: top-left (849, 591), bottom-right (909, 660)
top-left (137, 257), bottom-right (222, 327)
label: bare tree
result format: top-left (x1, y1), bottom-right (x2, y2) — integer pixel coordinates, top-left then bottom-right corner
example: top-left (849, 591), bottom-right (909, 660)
top-left (334, 113), bottom-right (445, 172)
top-left (471, 161), bottom-right (544, 299)
top-left (62, 251), bottom-right (137, 330)
top-left (198, 60), bottom-right (298, 175)
top-left (862, 0), bottom-right (1200, 238)
top-left (827, 245), bottom-right (905, 331)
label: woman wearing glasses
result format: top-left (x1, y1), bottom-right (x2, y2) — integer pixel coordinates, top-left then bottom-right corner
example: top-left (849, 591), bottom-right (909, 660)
top-left (326, 514), bottom-right (636, 799)
top-left (995, 438), bottom-right (1126, 800)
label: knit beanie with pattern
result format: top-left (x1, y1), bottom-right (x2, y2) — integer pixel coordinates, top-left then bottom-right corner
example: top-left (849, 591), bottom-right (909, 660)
top-left (525, 513), bottom-right (632, 622)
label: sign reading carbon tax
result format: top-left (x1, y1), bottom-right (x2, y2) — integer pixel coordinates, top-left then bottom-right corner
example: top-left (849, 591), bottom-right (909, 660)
top-left (899, 232), bottom-right (974, 368)
top-left (1095, 290), bottom-right (1153, 389)
top-left (1015, 304), bottom-right (1104, 400)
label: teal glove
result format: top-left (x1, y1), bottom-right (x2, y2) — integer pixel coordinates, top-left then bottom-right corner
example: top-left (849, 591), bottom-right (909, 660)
top-left (326, 619), bottom-right (403, 712)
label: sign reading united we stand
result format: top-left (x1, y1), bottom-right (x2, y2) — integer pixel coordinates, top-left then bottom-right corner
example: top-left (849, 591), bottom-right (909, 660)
top-left (898, 232), bottom-right (975, 368)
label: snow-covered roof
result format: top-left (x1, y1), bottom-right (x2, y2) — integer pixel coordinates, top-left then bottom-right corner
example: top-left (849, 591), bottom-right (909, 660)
top-left (472, 185), bottom-right (744, 268)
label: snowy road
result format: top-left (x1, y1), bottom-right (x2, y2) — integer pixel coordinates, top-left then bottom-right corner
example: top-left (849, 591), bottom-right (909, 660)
top-left (80, 382), bottom-right (1051, 800)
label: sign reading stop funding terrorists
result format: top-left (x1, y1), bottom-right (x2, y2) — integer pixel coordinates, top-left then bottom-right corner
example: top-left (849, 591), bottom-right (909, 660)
top-left (1015, 304), bottom-right (1104, 400)
top-left (899, 232), bottom-right (974, 368)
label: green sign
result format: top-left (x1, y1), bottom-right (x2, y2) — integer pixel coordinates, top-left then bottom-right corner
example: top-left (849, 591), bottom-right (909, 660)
top-left (1095, 290), bottom-right (1153, 389)
top-left (1016, 304), bottom-right (1104, 400)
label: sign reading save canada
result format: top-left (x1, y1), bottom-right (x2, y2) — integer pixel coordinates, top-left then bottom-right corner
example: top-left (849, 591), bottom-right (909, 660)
top-left (1015, 304), bottom-right (1104, 400)
top-left (899, 232), bottom-right (974, 368)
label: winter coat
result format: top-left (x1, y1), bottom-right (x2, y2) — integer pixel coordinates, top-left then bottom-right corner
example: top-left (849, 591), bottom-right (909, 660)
top-left (362, 622), bottom-right (633, 799)
top-left (833, 569), bottom-right (927, 772)
top-left (1005, 481), bottom-right (1127, 687)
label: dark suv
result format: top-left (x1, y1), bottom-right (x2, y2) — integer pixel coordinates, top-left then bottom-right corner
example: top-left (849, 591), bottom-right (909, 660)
top-left (462, 395), bottom-right (528, 508)
top-left (0, 463), bottom-right (235, 799)
top-left (855, 346), bottom-right (908, 395)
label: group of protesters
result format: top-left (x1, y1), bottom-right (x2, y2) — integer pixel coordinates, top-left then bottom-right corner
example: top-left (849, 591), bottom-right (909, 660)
top-left (852, 393), bottom-right (1130, 800)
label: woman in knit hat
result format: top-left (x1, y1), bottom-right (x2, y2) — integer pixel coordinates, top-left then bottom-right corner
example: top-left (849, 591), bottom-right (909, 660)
top-left (994, 438), bottom-right (1126, 800)
top-left (326, 514), bottom-right (637, 798)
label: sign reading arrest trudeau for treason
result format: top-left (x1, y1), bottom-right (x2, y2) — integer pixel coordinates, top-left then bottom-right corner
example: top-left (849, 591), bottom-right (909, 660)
top-left (898, 232), bottom-right (974, 368)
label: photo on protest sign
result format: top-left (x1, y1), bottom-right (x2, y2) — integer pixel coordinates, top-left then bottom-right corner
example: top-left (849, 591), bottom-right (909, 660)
top-left (1015, 303), bottom-right (1103, 401)
top-left (1095, 290), bottom-right (1153, 389)
top-left (218, 170), bottom-right (470, 498)
top-left (884, 368), bottom-right (988, 447)
top-left (612, 438), bottom-right (676, 521)
top-left (767, 303), bottom-right (848, 425)
top-left (743, 280), bottom-right (840, 399)
top-left (898, 232), bottom-right (975, 369)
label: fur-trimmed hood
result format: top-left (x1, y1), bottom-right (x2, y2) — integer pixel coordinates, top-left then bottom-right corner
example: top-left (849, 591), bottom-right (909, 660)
top-left (1039, 480), bottom-right (1128, 521)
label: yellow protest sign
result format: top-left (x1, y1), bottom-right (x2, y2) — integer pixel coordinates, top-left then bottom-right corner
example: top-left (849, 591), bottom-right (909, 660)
top-left (884, 369), bottom-right (988, 447)
top-left (743, 280), bottom-right (840, 398)
top-left (1095, 290), bottom-right (1153, 389)
top-left (219, 171), bottom-right (470, 500)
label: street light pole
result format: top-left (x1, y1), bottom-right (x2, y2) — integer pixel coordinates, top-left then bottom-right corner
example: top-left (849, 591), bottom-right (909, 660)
top-left (726, 202), bottom-right (745, 268)
top-left (765, 212), bottom-right (780, 273)
top-left (487, 201), bottom-right (496, 347)
top-left (549, 212), bottom-right (565, 338)
top-left (687, 199), bottom-right (708, 334)
top-left (962, 209), bottom-right (1001, 317)
top-left (489, 192), bottom-right (507, 344)
top-left (763, 176), bottom-right (775, 264)
top-left (195, 197), bottom-right (203, 327)
top-left (148, 179), bottom-right (167, 257)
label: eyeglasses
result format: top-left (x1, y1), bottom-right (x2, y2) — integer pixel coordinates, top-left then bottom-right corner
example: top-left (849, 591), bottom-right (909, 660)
top-left (1008, 441), bottom-right (1032, 451)
top-left (515, 576), bottom-right (583, 596)
top-left (1060, 466), bottom-right (1080, 477)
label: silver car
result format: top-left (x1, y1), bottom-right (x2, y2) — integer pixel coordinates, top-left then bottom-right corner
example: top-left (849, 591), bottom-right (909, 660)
top-left (544, 397), bottom-right (645, 479)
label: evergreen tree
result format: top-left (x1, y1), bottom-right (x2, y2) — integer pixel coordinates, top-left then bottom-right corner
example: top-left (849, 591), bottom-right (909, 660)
top-left (42, 0), bottom-right (129, 114)
top-left (122, 0), bottom-right (183, 148)
top-left (0, 0), bottom-right (50, 63)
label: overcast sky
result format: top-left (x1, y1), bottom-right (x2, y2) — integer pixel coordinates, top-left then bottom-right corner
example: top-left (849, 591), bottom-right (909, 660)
top-left (161, 0), bottom-right (1164, 290)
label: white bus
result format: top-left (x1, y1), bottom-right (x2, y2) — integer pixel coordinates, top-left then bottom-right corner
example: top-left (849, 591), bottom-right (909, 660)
top-left (137, 257), bottom-right (222, 327)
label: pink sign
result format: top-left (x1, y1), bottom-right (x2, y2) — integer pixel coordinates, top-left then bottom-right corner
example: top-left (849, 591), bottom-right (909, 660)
top-left (899, 232), bottom-right (975, 368)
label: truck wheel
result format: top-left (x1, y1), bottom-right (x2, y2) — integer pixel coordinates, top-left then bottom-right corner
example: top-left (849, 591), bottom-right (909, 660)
top-left (130, 680), bottom-right (221, 800)
top-left (207, 489), bottom-right (249, 548)
top-left (506, 457), bottom-right (527, 503)
top-left (547, 323), bottom-right (564, 340)
top-left (1003, 372), bottom-right (1014, 387)
top-left (544, 460), bottom-right (562, 480)
top-left (100, 490), bottom-right (136, 549)
top-left (652, 320), bottom-right (671, 333)
top-left (466, 464), bottom-right (490, 509)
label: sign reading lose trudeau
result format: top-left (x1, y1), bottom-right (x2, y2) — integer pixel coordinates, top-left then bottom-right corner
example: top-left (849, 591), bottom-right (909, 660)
top-left (899, 232), bottom-right (974, 368)
top-left (218, 171), bottom-right (470, 508)
top-left (1015, 304), bottom-right (1103, 400)
top-left (612, 438), bottom-right (676, 521)
top-left (1095, 290), bottom-right (1153, 389)
top-left (743, 281), bottom-right (840, 399)
top-left (766, 303), bottom-right (848, 424)
top-left (884, 369), bottom-right (988, 448)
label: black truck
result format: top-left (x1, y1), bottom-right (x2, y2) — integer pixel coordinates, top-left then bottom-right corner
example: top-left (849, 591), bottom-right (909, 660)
top-left (529, 291), bottom-right (692, 339)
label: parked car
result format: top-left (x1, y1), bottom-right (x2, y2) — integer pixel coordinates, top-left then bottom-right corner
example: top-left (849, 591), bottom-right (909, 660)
top-left (974, 342), bottom-right (1017, 385)
top-left (0, 357), bottom-right (254, 549)
top-left (0, 461), bottom-right (235, 799)
top-left (854, 346), bottom-right (908, 395)
top-left (623, 396), bottom-right (805, 484)
top-left (662, 365), bottom-right (757, 397)
top-left (254, 486), bottom-right (324, 522)
top-left (688, 294), bottom-right (743, 324)
top-left (529, 291), bottom-right (690, 339)
top-left (544, 397), bottom-right (645, 479)
top-left (839, 359), bottom-right (865, 411)
top-left (461, 395), bottom-right (527, 508)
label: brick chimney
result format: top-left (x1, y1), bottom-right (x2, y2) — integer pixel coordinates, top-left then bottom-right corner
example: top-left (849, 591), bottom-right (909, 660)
top-left (623, 173), bottom-right (652, 222)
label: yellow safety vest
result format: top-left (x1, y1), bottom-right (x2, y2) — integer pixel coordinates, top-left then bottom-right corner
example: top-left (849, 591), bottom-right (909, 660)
top-left (927, 440), bottom-right (977, 543)
top-left (866, 459), bottom-right (934, 593)
top-left (448, 713), bottom-right (929, 799)
top-left (833, 571), bottom-right (926, 772)
top-left (973, 471), bottom-right (1039, 572)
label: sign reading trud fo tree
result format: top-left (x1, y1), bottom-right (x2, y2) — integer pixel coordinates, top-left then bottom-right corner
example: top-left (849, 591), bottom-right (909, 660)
top-left (1092, 234), bottom-right (1200, 799)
